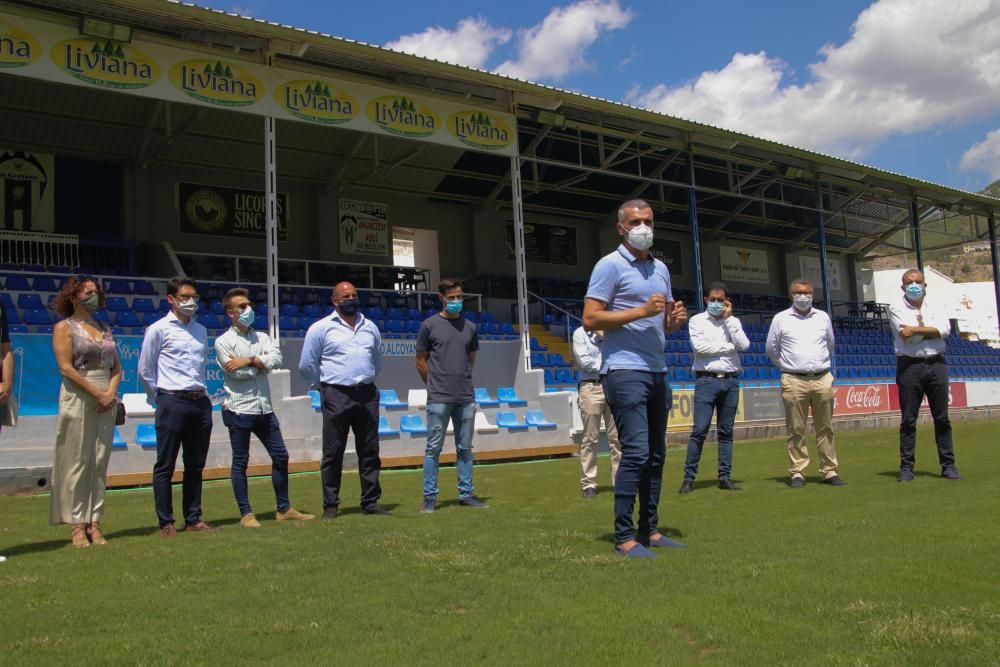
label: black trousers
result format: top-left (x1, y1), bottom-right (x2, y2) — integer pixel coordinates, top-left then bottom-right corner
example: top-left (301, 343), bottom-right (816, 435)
top-left (896, 357), bottom-right (955, 470)
top-left (152, 393), bottom-right (213, 527)
top-left (320, 383), bottom-right (382, 510)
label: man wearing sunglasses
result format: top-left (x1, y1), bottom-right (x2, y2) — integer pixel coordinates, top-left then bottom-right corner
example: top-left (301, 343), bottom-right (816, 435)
top-left (889, 269), bottom-right (960, 482)
top-left (215, 288), bottom-right (315, 527)
top-left (584, 198), bottom-right (689, 559)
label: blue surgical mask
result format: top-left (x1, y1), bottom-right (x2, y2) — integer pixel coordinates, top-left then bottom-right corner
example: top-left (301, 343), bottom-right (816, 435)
top-left (237, 306), bottom-right (255, 327)
top-left (706, 301), bottom-right (725, 317)
top-left (445, 300), bottom-right (463, 315)
top-left (904, 283), bottom-right (925, 299)
top-left (336, 298), bottom-right (360, 316)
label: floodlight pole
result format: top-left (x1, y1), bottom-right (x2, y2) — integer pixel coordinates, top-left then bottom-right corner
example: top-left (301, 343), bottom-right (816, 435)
top-left (687, 150), bottom-right (703, 310)
top-left (264, 115), bottom-right (280, 340)
top-left (509, 120), bottom-right (531, 370)
top-left (988, 214), bottom-right (1000, 339)
top-left (815, 182), bottom-right (831, 311)
top-left (910, 198), bottom-right (924, 272)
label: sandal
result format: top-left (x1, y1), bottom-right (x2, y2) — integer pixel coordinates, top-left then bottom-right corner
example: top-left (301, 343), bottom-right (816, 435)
top-left (86, 522), bottom-right (108, 545)
top-left (71, 524), bottom-right (90, 548)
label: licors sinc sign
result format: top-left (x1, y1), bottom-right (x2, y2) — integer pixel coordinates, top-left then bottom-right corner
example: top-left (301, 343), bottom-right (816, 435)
top-left (447, 110), bottom-right (512, 151)
top-left (366, 95), bottom-right (440, 138)
top-left (169, 59), bottom-right (262, 107)
top-left (53, 39), bottom-right (158, 89)
top-left (0, 20), bottom-right (40, 69)
top-left (275, 79), bottom-right (357, 125)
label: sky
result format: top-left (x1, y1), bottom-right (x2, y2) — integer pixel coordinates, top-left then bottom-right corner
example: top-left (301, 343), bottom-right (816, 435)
top-left (204, 0), bottom-right (1000, 193)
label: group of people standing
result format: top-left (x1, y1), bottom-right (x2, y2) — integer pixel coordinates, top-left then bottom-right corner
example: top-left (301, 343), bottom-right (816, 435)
top-left (0, 198), bottom-right (962, 557)
top-left (575, 199), bottom-right (961, 558)
top-left (40, 272), bottom-right (487, 548)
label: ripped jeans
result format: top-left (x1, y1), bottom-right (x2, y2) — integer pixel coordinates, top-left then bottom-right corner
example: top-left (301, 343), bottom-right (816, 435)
top-left (423, 402), bottom-right (476, 498)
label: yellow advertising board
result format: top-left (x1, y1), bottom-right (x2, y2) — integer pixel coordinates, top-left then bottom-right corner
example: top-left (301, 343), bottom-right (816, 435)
top-left (0, 10), bottom-right (516, 156)
top-left (667, 388), bottom-right (746, 431)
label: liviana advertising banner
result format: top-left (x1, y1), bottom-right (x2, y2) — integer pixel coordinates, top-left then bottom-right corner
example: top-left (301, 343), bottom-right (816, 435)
top-left (0, 11), bottom-right (517, 156)
top-left (719, 245), bottom-right (770, 285)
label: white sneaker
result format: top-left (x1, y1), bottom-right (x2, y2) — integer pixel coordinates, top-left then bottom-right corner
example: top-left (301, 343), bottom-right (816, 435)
top-left (0, 555), bottom-right (7, 563)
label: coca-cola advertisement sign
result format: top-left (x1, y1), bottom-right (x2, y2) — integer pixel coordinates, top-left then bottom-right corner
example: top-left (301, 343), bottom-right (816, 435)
top-left (832, 384), bottom-right (890, 414)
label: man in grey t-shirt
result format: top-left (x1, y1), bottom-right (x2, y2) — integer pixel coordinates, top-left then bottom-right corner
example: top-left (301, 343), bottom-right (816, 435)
top-left (415, 278), bottom-right (487, 513)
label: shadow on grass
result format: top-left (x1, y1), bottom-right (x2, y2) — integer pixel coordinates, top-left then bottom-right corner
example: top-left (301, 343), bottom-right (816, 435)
top-left (2, 538), bottom-right (70, 557)
top-left (334, 503), bottom-right (403, 516)
top-left (687, 479), bottom-right (745, 491)
top-left (595, 526), bottom-right (686, 545)
top-left (875, 470), bottom-right (940, 480)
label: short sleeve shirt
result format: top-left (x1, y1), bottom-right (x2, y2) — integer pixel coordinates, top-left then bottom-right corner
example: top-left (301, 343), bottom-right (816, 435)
top-left (586, 244), bottom-right (673, 373)
top-left (416, 315), bottom-right (479, 403)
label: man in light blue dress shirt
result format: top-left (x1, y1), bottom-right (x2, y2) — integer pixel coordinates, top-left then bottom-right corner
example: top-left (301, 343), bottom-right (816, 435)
top-left (584, 199), bottom-right (689, 559)
top-left (299, 281), bottom-right (387, 519)
top-left (138, 277), bottom-right (218, 537)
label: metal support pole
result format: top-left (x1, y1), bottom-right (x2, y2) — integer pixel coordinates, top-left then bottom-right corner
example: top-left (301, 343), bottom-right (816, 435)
top-left (510, 137), bottom-right (532, 369)
top-left (815, 182), bottom-right (831, 312)
top-left (264, 116), bottom-right (279, 340)
top-left (687, 150), bottom-right (703, 308)
top-left (910, 199), bottom-right (923, 271)
top-left (988, 214), bottom-right (1000, 340)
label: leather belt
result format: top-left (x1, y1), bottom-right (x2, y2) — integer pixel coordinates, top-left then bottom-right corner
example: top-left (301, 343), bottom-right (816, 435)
top-left (695, 371), bottom-right (738, 379)
top-left (785, 370), bottom-right (829, 378)
top-left (321, 381), bottom-right (373, 390)
top-left (899, 354), bottom-right (945, 365)
top-left (578, 379), bottom-right (601, 384)
top-left (158, 389), bottom-right (207, 400)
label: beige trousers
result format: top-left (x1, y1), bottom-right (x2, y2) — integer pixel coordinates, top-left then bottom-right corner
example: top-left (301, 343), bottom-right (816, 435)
top-left (779, 372), bottom-right (839, 480)
top-left (50, 370), bottom-right (115, 526)
top-left (578, 381), bottom-right (621, 491)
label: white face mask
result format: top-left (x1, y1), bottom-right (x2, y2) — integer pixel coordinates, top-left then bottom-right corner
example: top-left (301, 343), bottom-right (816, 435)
top-left (176, 299), bottom-right (199, 317)
top-left (792, 295), bottom-right (813, 311)
top-left (625, 225), bottom-right (654, 251)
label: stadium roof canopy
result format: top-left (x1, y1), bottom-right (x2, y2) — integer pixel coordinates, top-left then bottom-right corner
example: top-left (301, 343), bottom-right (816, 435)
top-left (6, 0), bottom-right (1000, 263)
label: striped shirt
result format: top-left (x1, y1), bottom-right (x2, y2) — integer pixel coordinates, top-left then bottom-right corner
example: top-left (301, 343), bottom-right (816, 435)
top-left (214, 326), bottom-right (283, 415)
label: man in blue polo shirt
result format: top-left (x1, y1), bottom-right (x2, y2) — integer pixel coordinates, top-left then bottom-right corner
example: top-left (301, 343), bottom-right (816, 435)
top-left (584, 199), bottom-right (689, 559)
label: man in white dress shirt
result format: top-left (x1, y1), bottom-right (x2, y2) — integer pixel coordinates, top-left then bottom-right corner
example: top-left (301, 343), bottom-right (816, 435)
top-left (571, 324), bottom-right (621, 499)
top-left (680, 282), bottom-right (750, 493)
top-left (139, 276), bottom-right (219, 536)
top-left (888, 269), bottom-right (960, 482)
top-left (766, 278), bottom-right (846, 488)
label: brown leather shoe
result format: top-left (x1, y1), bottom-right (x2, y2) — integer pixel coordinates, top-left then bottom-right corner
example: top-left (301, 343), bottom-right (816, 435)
top-left (276, 508), bottom-right (315, 521)
top-left (184, 521), bottom-right (221, 533)
top-left (159, 524), bottom-right (177, 538)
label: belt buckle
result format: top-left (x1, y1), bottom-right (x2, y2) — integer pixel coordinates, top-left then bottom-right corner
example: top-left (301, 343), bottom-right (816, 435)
top-left (714, 373), bottom-right (725, 379)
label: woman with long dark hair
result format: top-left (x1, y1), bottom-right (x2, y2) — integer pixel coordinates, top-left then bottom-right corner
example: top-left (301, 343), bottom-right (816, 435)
top-left (50, 276), bottom-right (122, 547)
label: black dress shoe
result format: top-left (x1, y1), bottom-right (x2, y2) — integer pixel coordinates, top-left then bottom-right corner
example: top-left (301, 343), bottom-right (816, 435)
top-left (322, 507), bottom-right (338, 520)
top-left (678, 479), bottom-right (695, 494)
top-left (718, 478), bottom-right (742, 491)
top-left (941, 466), bottom-right (963, 480)
top-left (822, 475), bottom-right (847, 487)
top-left (582, 488), bottom-right (597, 499)
top-left (362, 503), bottom-right (391, 515)
top-left (790, 477), bottom-right (805, 488)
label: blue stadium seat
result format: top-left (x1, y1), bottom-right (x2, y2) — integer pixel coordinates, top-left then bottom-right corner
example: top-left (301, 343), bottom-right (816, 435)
top-left (106, 296), bottom-right (129, 312)
top-left (543, 368), bottom-right (557, 384)
top-left (198, 313), bottom-right (223, 329)
top-left (133, 280), bottom-right (157, 295)
top-left (525, 409), bottom-right (557, 428)
top-left (105, 279), bottom-right (133, 294)
top-left (140, 312), bottom-right (162, 327)
top-left (399, 414), bottom-right (428, 435)
top-left (5, 275), bottom-right (29, 291)
top-left (209, 301), bottom-right (225, 315)
top-left (8, 325), bottom-right (27, 334)
top-left (531, 351), bottom-right (548, 367)
top-left (112, 427), bottom-right (127, 450)
top-left (253, 315), bottom-right (268, 330)
top-left (496, 411), bottom-right (529, 431)
top-left (35, 325), bottom-right (54, 334)
top-left (497, 387), bottom-right (527, 406)
top-left (17, 294), bottom-right (43, 309)
top-left (279, 315), bottom-right (299, 331)
top-left (31, 276), bottom-right (58, 292)
top-left (280, 303), bottom-right (300, 317)
top-left (474, 387), bottom-right (500, 407)
top-left (132, 298), bottom-right (156, 313)
top-left (158, 298), bottom-right (171, 313)
top-left (23, 308), bottom-right (51, 325)
top-left (115, 311), bottom-right (141, 327)
top-left (378, 415), bottom-right (399, 437)
top-left (379, 389), bottom-right (408, 408)
top-left (555, 368), bottom-right (575, 384)
top-left (387, 307), bottom-right (403, 320)
top-left (0, 293), bottom-right (12, 308)
top-left (548, 353), bottom-right (568, 367)
top-left (135, 423), bottom-right (157, 448)
top-left (530, 337), bottom-right (547, 352)
top-left (304, 303), bottom-right (323, 317)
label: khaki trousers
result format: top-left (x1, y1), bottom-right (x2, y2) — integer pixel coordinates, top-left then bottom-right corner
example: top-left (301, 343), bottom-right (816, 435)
top-left (578, 381), bottom-right (621, 491)
top-left (779, 372), bottom-right (839, 480)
